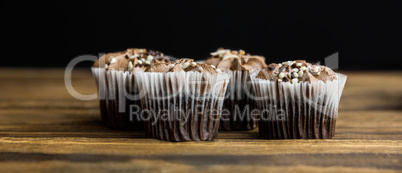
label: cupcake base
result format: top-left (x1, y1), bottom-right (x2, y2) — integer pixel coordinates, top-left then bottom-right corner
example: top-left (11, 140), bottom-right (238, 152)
top-left (144, 97), bottom-right (221, 142)
top-left (136, 71), bottom-right (229, 142)
top-left (252, 73), bottom-right (347, 139)
top-left (92, 68), bottom-right (143, 131)
top-left (259, 109), bottom-right (337, 139)
top-left (220, 71), bottom-right (258, 131)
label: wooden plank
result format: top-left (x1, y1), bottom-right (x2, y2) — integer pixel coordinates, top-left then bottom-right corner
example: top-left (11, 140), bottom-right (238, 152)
top-left (0, 162), bottom-right (397, 173)
top-left (0, 138), bottom-right (400, 172)
top-left (0, 137), bottom-right (401, 155)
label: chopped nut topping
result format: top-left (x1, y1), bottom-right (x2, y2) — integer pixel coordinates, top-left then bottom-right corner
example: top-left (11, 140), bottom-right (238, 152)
top-left (222, 54), bottom-right (239, 60)
top-left (298, 70), bottom-right (304, 77)
top-left (129, 55), bottom-right (138, 59)
top-left (104, 64), bottom-right (108, 69)
top-left (110, 58), bottom-right (117, 64)
top-left (182, 62), bottom-right (190, 69)
top-left (210, 52), bottom-right (219, 56)
top-left (216, 69), bottom-right (222, 73)
top-left (147, 55), bottom-right (153, 62)
top-left (293, 72), bottom-right (299, 78)
top-left (278, 72), bottom-right (285, 79)
top-left (128, 61), bottom-right (133, 70)
top-left (210, 48), bottom-right (250, 63)
top-left (168, 64), bottom-right (174, 70)
top-left (210, 65), bottom-right (216, 68)
top-left (256, 60), bottom-right (337, 83)
top-left (217, 50), bottom-right (227, 57)
top-left (300, 66), bottom-right (308, 71)
top-left (313, 66), bottom-right (320, 73)
top-left (191, 62), bottom-right (196, 65)
top-left (94, 48), bottom-right (171, 71)
top-left (282, 61), bottom-right (295, 66)
top-left (278, 79), bottom-right (283, 83)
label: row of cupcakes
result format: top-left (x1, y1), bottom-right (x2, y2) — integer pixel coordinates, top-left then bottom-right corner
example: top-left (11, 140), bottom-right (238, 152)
top-left (92, 48), bottom-right (347, 141)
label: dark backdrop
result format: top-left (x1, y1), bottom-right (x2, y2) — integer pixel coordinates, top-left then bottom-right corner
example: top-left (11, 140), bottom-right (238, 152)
top-left (2, 1), bottom-right (401, 70)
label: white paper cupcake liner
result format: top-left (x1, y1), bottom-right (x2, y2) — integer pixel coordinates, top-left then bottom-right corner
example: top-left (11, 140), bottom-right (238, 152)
top-left (251, 73), bottom-right (347, 139)
top-left (135, 71), bottom-right (230, 142)
top-left (91, 68), bottom-right (143, 130)
top-left (220, 70), bottom-right (258, 130)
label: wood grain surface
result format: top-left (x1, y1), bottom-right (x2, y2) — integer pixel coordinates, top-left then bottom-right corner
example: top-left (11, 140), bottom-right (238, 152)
top-left (0, 68), bottom-right (401, 173)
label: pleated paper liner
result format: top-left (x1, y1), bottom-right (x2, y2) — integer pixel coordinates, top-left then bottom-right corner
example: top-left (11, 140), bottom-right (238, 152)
top-left (136, 71), bottom-right (230, 142)
top-left (251, 73), bottom-right (347, 139)
top-left (220, 70), bottom-right (258, 131)
top-left (91, 68), bottom-right (144, 130)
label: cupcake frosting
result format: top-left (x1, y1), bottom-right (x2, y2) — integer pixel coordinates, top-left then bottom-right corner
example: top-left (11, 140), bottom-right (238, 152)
top-left (256, 60), bottom-right (337, 83)
top-left (145, 60), bottom-right (222, 74)
top-left (204, 48), bottom-right (267, 72)
top-left (93, 48), bottom-right (170, 71)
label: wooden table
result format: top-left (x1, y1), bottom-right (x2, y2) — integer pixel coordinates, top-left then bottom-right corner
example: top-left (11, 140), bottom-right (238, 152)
top-left (0, 68), bottom-right (401, 173)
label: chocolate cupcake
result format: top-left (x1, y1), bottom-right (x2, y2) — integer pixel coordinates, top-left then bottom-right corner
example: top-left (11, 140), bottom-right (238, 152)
top-left (135, 60), bottom-right (230, 141)
top-left (92, 48), bottom-right (170, 130)
top-left (252, 60), bottom-right (347, 139)
top-left (204, 48), bottom-right (267, 130)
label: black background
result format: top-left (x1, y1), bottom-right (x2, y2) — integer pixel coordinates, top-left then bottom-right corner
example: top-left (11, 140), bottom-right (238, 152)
top-left (2, 1), bottom-right (401, 70)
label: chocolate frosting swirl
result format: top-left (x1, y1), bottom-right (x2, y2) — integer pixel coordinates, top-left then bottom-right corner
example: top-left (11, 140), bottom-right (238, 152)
top-left (204, 48), bottom-right (267, 72)
top-left (93, 48), bottom-right (170, 72)
top-left (256, 60), bottom-right (337, 83)
top-left (145, 59), bottom-right (222, 74)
